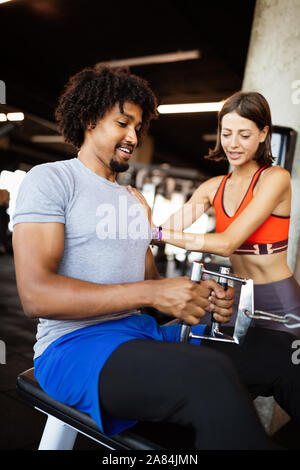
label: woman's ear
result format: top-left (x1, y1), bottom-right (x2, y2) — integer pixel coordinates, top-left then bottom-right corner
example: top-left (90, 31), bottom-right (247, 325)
top-left (259, 125), bottom-right (269, 143)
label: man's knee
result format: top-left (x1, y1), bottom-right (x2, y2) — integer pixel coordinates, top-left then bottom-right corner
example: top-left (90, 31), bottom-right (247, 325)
top-left (177, 345), bottom-right (238, 389)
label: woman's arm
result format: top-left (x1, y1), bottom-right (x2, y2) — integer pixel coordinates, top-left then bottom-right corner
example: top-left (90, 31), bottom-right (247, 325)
top-left (160, 179), bottom-right (214, 232)
top-left (159, 167), bottom-right (291, 257)
top-left (128, 176), bottom-right (220, 232)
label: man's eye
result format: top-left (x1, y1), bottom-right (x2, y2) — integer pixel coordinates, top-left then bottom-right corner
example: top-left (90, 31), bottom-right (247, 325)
top-left (118, 121), bottom-right (127, 127)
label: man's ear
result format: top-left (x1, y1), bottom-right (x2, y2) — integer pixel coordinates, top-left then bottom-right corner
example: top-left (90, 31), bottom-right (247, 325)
top-left (85, 119), bottom-right (97, 133)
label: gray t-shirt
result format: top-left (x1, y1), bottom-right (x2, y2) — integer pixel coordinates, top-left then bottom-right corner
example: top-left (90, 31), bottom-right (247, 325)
top-left (13, 158), bottom-right (151, 358)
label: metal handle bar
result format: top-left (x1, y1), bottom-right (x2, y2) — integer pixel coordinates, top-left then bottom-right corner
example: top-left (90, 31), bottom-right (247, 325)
top-left (200, 268), bottom-right (246, 285)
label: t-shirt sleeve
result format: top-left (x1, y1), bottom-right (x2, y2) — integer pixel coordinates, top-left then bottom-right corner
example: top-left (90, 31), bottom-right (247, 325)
top-left (12, 164), bottom-right (68, 226)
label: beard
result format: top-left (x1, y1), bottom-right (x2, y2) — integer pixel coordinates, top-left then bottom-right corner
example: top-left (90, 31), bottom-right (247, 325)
top-left (109, 158), bottom-right (129, 173)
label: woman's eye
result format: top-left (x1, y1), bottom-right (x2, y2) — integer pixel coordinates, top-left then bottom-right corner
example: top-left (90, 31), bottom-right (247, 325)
top-left (118, 121), bottom-right (127, 127)
top-left (221, 134), bottom-right (230, 137)
top-left (241, 135), bottom-right (250, 139)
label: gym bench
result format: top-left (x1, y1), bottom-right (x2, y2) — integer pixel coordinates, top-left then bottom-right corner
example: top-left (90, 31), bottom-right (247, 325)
top-left (16, 368), bottom-right (191, 450)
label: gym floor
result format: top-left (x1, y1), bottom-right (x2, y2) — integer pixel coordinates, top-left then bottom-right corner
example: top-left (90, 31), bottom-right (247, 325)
top-left (1, 252), bottom-right (300, 451)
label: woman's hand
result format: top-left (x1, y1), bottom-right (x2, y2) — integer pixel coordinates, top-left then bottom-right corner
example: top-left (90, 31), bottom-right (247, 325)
top-left (127, 185), bottom-right (154, 228)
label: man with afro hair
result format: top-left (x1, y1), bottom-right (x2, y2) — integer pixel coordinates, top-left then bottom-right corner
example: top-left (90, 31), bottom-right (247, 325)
top-left (12, 65), bottom-right (295, 450)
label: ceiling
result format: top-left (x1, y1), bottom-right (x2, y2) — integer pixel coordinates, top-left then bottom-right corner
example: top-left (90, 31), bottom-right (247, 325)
top-left (0, 0), bottom-right (256, 178)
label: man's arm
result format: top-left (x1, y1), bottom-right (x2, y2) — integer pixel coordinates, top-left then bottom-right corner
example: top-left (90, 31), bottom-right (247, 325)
top-left (13, 222), bottom-right (157, 320)
top-left (13, 222), bottom-right (234, 324)
top-left (144, 246), bottom-right (163, 280)
top-left (143, 246), bottom-right (234, 324)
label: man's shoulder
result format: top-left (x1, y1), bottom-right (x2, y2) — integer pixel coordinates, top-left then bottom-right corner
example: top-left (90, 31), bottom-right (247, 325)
top-left (24, 158), bottom-right (77, 187)
top-left (13, 160), bottom-right (76, 226)
top-left (28, 158), bottom-right (76, 175)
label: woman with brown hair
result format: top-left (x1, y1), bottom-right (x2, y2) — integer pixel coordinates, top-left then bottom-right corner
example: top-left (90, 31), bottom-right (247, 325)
top-left (129, 91), bottom-right (300, 336)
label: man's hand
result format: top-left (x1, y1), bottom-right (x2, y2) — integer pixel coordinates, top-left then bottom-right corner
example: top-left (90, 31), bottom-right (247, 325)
top-left (152, 277), bottom-right (234, 325)
top-left (202, 279), bottom-right (234, 323)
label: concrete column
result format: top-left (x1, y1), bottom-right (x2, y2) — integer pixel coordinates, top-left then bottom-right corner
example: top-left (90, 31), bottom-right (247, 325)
top-left (242, 0), bottom-right (300, 278)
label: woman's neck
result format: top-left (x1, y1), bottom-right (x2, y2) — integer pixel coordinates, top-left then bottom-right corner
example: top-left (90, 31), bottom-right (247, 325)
top-left (230, 160), bottom-right (260, 180)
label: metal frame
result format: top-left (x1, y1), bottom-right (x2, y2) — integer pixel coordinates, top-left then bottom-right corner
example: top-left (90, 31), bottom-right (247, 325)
top-left (180, 262), bottom-right (300, 346)
top-left (36, 409), bottom-right (119, 450)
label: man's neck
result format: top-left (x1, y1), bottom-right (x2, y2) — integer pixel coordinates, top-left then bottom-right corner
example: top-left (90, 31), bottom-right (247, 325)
top-left (77, 151), bottom-right (116, 182)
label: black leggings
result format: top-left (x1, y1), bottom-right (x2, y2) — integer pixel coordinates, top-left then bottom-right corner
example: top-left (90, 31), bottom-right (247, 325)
top-left (99, 327), bottom-right (299, 450)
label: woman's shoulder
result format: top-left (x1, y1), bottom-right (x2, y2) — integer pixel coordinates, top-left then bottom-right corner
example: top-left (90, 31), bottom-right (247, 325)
top-left (253, 166), bottom-right (291, 203)
top-left (260, 165), bottom-right (290, 186)
top-left (206, 174), bottom-right (227, 195)
top-left (203, 174), bottom-right (226, 189)
top-left (191, 174), bottom-right (226, 205)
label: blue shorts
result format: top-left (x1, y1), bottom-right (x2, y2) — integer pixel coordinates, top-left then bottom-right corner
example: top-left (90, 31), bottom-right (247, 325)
top-left (34, 314), bottom-right (206, 436)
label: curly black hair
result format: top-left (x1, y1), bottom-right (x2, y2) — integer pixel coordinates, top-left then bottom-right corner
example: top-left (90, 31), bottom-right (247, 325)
top-left (55, 64), bottom-right (158, 149)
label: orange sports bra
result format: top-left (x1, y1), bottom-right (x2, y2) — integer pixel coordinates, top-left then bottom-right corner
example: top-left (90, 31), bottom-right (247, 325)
top-left (213, 166), bottom-right (290, 255)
